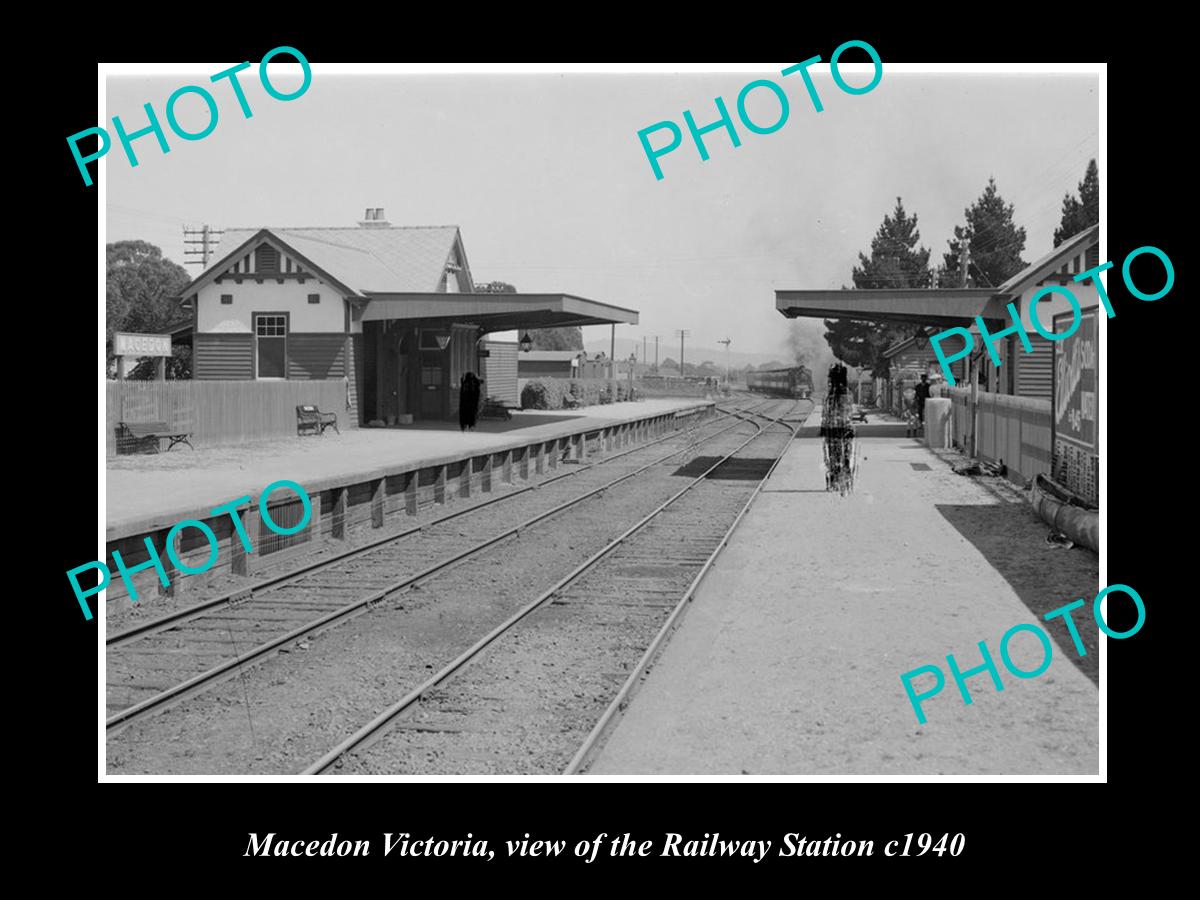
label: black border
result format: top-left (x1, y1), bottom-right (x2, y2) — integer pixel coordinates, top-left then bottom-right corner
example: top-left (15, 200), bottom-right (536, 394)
top-left (39, 19), bottom-right (1183, 881)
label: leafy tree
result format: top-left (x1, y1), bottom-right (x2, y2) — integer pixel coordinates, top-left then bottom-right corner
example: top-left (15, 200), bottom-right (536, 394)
top-left (128, 346), bottom-right (192, 380)
top-left (939, 176), bottom-right (1027, 288)
top-left (529, 327), bottom-right (583, 351)
top-left (106, 240), bottom-right (191, 378)
top-left (1053, 159), bottom-right (1099, 246)
top-left (824, 198), bottom-right (930, 376)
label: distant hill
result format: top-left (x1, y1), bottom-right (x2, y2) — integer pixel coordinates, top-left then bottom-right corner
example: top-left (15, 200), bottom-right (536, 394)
top-left (584, 337), bottom-right (795, 370)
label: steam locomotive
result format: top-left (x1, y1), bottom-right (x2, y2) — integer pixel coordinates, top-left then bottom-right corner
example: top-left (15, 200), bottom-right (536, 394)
top-left (745, 366), bottom-right (814, 400)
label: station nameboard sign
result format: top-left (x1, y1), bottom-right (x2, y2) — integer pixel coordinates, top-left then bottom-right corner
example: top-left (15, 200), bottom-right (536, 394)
top-left (1052, 307), bottom-right (1098, 453)
top-left (114, 332), bottom-right (172, 357)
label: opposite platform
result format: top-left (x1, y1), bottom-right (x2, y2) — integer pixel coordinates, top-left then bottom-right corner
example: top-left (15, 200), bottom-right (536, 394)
top-left (106, 398), bottom-right (712, 539)
top-left (590, 433), bottom-right (1100, 776)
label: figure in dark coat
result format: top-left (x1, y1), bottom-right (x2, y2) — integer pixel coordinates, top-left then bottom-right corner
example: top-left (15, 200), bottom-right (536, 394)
top-left (459, 372), bottom-right (481, 431)
top-left (914, 373), bottom-right (931, 424)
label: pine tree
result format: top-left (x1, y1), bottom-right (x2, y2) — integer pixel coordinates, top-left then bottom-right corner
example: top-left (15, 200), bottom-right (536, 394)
top-left (824, 197), bottom-right (930, 376)
top-left (1053, 159), bottom-right (1099, 246)
top-left (939, 176), bottom-right (1028, 288)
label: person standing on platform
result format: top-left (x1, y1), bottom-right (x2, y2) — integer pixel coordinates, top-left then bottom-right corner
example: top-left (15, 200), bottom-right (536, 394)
top-left (914, 373), bottom-right (931, 425)
top-left (459, 372), bottom-right (482, 432)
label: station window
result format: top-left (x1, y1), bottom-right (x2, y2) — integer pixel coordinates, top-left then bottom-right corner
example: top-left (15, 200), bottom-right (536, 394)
top-left (220, 294), bottom-right (233, 305)
top-left (255, 313), bottom-right (288, 379)
top-left (308, 293), bottom-right (320, 304)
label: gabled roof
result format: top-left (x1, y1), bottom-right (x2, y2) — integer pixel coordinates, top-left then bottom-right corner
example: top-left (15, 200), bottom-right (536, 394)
top-left (182, 225), bottom-right (471, 297)
top-left (883, 329), bottom-right (932, 358)
top-left (995, 223), bottom-right (1098, 295)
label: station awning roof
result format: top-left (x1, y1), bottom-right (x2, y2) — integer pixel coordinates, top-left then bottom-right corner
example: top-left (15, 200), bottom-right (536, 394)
top-left (361, 292), bottom-right (639, 331)
top-left (775, 288), bottom-right (1009, 327)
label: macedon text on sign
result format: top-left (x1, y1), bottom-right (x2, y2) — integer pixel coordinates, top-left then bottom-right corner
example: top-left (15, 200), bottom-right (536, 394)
top-left (113, 332), bottom-right (172, 357)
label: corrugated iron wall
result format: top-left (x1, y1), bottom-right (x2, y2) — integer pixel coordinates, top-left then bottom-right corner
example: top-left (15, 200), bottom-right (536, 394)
top-left (194, 333), bottom-right (253, 379)
top-left (287, 334), bottom-right (346, 379)
top-left (347, 334), bottom-right (363, 425)
top-left (106, 379), bottom-right (352, 456)
top-left (483, 341), bottom-right (519, 406)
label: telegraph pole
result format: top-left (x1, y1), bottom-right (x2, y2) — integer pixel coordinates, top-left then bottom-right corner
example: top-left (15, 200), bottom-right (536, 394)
top-left (643, 335), bottom-right (647, 366)
top-left (675, 330), bottom-right (690, 378)
top-left (718, 337), bottom-right (731, 385)
top-left (654, 336), bottom-right (660, 374)
top-left (183, 224), bottom-right (224, 267)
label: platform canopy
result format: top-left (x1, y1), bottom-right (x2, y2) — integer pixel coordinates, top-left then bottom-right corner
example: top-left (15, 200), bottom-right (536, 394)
top-left (775, 288), bottom-right (1010, 327)
top-left (361, 292), bottom-right (639, 332)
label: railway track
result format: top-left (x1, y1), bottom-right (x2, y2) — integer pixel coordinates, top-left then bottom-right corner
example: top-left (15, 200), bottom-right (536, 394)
top-left (106, 398), bottom-right (779, 734)
top-left (304, 399), bottom-right (806, 775)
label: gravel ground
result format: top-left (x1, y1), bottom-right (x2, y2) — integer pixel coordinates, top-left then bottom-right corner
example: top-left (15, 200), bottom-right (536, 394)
top-left (106, 405), bottom-right (788, 773)
top-left (589, 433), bottom-right (1099, 776)
top-left (335, 415), bottom-right (799, 774)
top-left (925, 447), bottom-right (1100, 683)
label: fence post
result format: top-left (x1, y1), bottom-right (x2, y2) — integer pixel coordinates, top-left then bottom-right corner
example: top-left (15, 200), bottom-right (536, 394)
top-left (332, 487), bottom-right (348, 540)
top-left (232, 505), bottom-right (258, 577)
top-left (1018, 406), bottom-right (1025, 484)
top-left (371, 478), bottom-right (385, 529)
top-left (161, 528), bottom-right (178, 598)
top-left (460, 458), bottom-right (472, 498)
top-left (405, 471), bottom-right (418, 515)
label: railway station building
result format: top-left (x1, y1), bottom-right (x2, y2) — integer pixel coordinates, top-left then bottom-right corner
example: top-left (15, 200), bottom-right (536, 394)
top-left (776, 224), bottom-right (1101, 496)
top-left (178, 209), bottom-right (638, 425)
top-left (775, 224), bottom-right (1100, 403)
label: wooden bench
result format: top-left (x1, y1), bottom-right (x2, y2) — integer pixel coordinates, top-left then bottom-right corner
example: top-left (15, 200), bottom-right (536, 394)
top-left (116, 421), bottom-right (193, 454)
top-left (297, 405), bottom-right (339, 436)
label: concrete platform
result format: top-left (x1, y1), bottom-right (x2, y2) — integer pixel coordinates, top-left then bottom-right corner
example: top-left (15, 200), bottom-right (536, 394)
top-left (106, 398), bottom-right (712, 540)
top-left (589, 434), bottom-right (1100, 776)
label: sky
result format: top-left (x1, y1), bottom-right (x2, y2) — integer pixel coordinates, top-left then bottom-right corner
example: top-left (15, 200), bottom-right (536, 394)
top-left (104, 66), bottom-right (1099, 360)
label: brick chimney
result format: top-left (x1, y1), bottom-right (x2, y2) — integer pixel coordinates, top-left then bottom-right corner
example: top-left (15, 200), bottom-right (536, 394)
top-left (358, 207), bottom-right (390, 227)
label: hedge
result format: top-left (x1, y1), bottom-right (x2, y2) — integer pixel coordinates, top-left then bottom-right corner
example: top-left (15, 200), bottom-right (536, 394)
top-left (520, 378), bottom-right (636, 410)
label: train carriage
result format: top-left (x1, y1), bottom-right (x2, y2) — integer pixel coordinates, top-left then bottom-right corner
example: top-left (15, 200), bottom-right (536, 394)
top-left (745, 366), bottom-right (813, 399)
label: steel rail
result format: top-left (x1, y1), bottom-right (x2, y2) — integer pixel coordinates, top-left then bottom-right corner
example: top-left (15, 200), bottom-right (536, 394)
top-left (563, 403), bottom-right (806, 774)
top-left (301, 400), bottom-right (798, 775)
top-left (107, 401), bottom-right (766, 649)
top-left (106, 400), bottom-right (774, 732)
